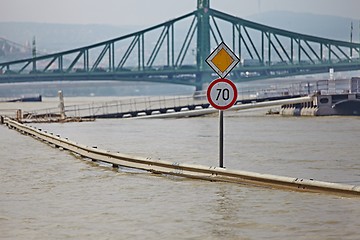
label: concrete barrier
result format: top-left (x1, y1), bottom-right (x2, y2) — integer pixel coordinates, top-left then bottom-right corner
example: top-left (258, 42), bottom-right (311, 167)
top-left (3, 117), bottom-right (360, 197)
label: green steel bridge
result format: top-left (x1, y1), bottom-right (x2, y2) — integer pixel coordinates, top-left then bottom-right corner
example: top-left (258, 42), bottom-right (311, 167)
top-left (1, 0), bottom-right (360, 90)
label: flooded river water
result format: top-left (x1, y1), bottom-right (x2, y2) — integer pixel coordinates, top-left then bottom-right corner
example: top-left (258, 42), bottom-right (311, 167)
top-left (1, 98), bottom-right (360, 239)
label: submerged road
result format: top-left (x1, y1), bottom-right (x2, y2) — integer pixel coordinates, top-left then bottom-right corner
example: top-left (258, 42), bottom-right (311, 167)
top-left (2, 116), bottom-right (359, 197)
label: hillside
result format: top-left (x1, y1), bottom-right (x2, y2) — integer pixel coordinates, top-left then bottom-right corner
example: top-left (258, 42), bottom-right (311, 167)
top-left (0, 22), bottom-right (140, 59)
top-left (248, 11), bottom-right (357, 41)
top-left (0, 11), bottom-right (357, 62)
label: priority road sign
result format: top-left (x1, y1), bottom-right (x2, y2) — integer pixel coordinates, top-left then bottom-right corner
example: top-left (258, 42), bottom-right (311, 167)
top-left (206, 42), bottom-right (240, 79)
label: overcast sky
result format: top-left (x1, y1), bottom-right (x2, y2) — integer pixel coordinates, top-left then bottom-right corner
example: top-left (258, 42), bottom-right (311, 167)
top-left (0, 0), bottom-right (359, 27)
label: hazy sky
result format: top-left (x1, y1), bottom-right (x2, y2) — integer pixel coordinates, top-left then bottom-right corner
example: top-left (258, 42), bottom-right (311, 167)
top-left (1, 0), bottom-right (359, 26)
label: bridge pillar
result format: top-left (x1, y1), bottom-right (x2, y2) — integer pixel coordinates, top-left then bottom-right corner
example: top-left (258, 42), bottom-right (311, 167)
top-left (32, 37), bottom-right (37, 72)
top-left (196, 0), bottom-right (211, 90)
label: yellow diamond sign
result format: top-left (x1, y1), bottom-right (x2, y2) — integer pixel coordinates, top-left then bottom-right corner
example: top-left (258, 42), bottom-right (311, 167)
top-left (206, 42), bottom-right (239, 79)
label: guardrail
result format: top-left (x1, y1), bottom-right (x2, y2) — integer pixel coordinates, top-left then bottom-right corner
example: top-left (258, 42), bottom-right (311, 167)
top-left (19, 78), bottom-right (359, 121)
top-left (23, 95), bottom-right (201, 120)
top-left (138, 96), bottom-right (314, 118)
top-left (2, 117), bottom-right (360, 197)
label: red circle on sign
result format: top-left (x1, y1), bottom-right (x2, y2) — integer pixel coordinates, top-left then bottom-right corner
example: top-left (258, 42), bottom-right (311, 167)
top-left (207, 78), bottom-right (238, 110)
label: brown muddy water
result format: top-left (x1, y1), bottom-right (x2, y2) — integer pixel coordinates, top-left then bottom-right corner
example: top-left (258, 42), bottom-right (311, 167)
top-left (1, 98), bottom-right (359, 239)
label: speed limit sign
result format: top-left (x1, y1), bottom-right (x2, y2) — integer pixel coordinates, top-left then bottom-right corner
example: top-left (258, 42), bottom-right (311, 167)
top-left (207, 78), bottom-right (238, 110)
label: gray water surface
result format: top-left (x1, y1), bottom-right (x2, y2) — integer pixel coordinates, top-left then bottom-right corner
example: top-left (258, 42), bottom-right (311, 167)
top-left (1, 113), bottom-right (359, 239)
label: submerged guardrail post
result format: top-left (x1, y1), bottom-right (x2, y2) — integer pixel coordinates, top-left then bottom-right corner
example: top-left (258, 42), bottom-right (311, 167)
top-left (58, 90), bottom-right (66, 120)
top-left (16, 109), bottom-right (22, 122)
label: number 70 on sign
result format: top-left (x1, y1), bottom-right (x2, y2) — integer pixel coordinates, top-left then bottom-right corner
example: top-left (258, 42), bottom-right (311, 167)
top-left (207, 78), bottom-right (238, 110)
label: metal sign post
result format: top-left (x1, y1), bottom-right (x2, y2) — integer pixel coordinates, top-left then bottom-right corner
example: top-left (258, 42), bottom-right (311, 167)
top-left (219, 109), bottom-right (224, 168)
top-left (205, 42), bottom-right (239, 168)
top-left (206, 78), bottom-right (238, 168)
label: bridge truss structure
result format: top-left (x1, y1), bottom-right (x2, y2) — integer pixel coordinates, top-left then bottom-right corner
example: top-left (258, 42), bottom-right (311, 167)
top-left (1, 0), bottom-right (360, 89)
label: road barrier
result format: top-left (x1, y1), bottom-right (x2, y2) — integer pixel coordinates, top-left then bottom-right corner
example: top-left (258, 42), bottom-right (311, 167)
top-left (2, 117), bottom-right (360, 197)
top-left (138, 95), bottom-right (314, 118)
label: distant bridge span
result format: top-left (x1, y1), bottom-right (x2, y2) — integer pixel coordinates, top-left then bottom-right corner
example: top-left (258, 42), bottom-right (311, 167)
top-left (1, 0), bottom-right (360, 89)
